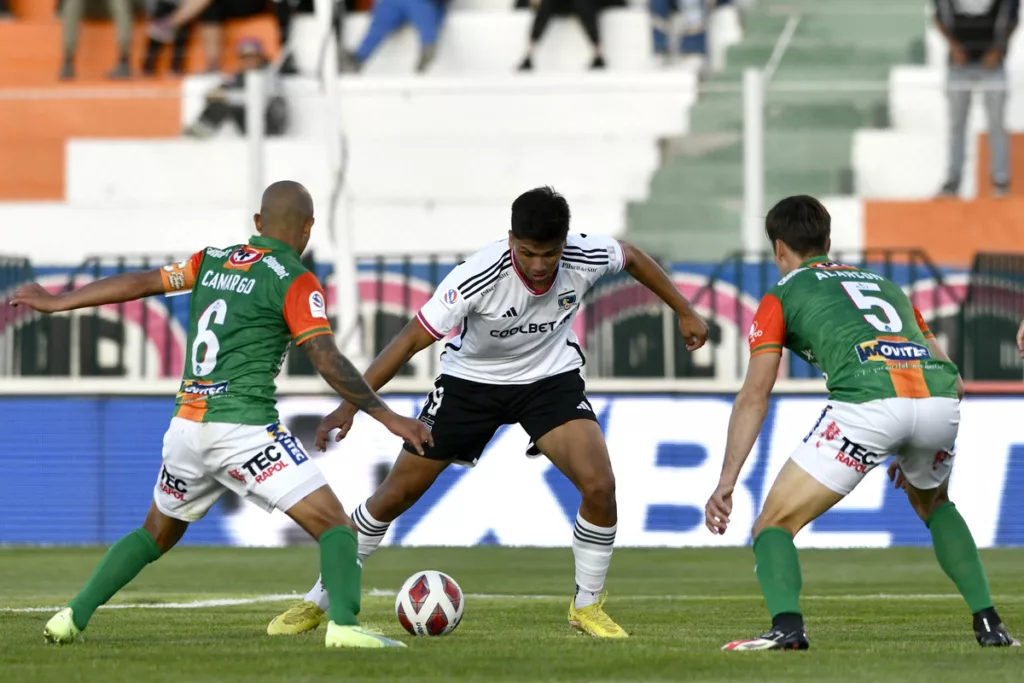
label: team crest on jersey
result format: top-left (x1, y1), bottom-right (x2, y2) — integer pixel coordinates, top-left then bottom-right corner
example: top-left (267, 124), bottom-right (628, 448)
top-left (855, 340), bottom-right (931, 364)
top-left (177, 379), bottom-right (230, 402)
top-left (557, 290), bottom-right (578, 310)
top-left (225, 246), bottom-right (268, 271)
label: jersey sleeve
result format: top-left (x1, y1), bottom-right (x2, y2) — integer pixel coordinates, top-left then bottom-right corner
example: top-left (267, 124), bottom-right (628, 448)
top-left (416, 265), bottom-right (476, 341)
top-left (749, 293), bottom-right (786, 357)
top-left (913, 306), bottom-right (935, 339)
top-left (283, 271), bottom-right (334, 345)
top-left (565, 234), bottom-right (626, 277)
top-left (159, 250), bottom-right (204, 294)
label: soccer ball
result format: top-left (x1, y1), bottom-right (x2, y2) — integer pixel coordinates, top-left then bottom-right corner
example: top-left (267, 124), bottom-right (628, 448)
top-left (394, 570), bottom-right (464, 636)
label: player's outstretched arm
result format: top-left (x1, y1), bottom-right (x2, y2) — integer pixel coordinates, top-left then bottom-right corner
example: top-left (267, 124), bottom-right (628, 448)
top-left (312, 318), bottom-right (437, 450)
top-left (303, 334), bottom-right (433, 454)
top-left (706, 352), bottom-right (781, 535)
top-left (11, 270), bottom-right (166, 314)
top-left (618, 241), bottom-right (709, 350)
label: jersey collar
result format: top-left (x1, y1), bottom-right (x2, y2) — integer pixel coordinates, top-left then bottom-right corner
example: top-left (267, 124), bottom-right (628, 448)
top-left (510, 252), bottom-right (558, 296)
top-left (799, 255), bottom-right (830, 268)
top-left (249, 235), bottom-right (298, 255)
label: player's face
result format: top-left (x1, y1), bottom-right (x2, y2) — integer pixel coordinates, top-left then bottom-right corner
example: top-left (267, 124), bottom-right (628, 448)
top-left (510, 237), bottom-right (564, 287)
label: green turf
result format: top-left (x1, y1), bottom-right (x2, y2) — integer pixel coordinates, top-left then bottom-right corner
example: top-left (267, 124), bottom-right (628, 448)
top-left (1, 547), bottom-right (1021, 682)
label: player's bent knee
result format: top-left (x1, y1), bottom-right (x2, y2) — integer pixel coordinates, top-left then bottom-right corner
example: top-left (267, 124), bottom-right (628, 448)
top-left (579, 471), bottom-right (616, 512)
top-left (752, 512), bottom-right (801, 539)
top-left (906, 484), bottom-right (950, 523)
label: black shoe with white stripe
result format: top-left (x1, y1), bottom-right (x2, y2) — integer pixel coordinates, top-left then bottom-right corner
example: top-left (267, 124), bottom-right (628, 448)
top-left (974, 608), bottom-right (1020, 647)
top-left (722, 626), bottom-right (809, 652)
top-left (723, 613), bottom-right (809, 652)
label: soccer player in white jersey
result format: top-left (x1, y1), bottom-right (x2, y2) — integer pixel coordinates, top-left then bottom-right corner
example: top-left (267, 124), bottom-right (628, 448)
top-left (268, 186), bottom-right (709, 638)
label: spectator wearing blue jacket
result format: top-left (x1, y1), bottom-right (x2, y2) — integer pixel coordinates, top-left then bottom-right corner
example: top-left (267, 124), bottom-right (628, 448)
top-left (348, 0), bottom-right (449, 73)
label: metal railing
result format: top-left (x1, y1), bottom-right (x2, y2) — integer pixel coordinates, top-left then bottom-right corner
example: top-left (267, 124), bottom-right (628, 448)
top-left (1, 248), bottom-right (988, 382)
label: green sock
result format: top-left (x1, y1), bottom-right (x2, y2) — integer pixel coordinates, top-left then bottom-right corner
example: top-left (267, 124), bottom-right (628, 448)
top-left (927, 502), bottom-right (993, 614)
top-left (753, 527), bottom-right (803, 618)
top-left (68, 528), bottom-right (163, 630)
top-left (319, 526), bottom-right (362, 626)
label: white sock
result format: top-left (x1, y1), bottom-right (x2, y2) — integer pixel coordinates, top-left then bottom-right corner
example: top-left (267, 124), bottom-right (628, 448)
top-left (572, 513), bottom-right (616, 609)
top-left (351, 502), bottom-right (391, 563)
top-left (303, 502), bottom-right (391, 612)
top-left (303, 575), bottom-right (330, 611)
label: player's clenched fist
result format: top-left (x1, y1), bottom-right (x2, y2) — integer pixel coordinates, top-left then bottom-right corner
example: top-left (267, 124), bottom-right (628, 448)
top-left (679, 311), bottom-right (709, 351)
top-left (705, 484), bottom-right (733, 535)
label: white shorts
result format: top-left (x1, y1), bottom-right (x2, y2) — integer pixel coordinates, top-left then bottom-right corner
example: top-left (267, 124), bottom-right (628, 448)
top-left (790, 397), bottom-right (959, 496)
top-left (154, 417), bottom-right (328, 522)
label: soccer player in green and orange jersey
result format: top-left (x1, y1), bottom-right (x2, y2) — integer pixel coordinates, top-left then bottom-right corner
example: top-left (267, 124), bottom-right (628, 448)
top-left (705, 195), bottom-right (1018, 651)
top-left (13, 181), bottom-right (432, 650)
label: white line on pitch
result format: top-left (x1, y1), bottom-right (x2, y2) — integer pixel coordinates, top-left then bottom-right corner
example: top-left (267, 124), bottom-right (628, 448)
top-left (4, 591), bottom-right (1016, 614)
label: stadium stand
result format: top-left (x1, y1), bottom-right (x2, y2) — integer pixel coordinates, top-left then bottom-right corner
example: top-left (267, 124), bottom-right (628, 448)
top-left (0, 1), bottom-right (714, 263)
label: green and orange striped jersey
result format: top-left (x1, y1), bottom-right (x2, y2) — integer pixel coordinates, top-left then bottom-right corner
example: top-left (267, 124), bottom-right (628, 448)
top-left (748, 256), bottom-right (960, 403)
top-left (159, 235), bottom-right (333, 425)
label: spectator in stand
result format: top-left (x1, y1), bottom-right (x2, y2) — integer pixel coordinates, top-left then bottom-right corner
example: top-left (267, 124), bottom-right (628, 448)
top-left (650, 0), bottom-right (714, 65)
top-left (150, 0), bottom-right (347, 75)
top-left (143, 0), bottom-right (193, 75)
top-left (183, 38), bottom-right (288, 138)
top-left (517, 0), bottom-right (615, 71)
top-left (61, 0), bottom-right (133, 79)
top-left (342, 0), bottom-right (448, 73)
top-left (935, 0), bottom-right (1019, 198)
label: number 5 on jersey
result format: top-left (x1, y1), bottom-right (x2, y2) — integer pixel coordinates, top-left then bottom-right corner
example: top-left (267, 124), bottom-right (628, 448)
top-left (193, 299), bottom-right (228, 376)
top-left (841, 282), bottom-right (903, 333)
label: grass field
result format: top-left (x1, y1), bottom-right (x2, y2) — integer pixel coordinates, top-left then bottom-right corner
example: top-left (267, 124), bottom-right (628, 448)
top-left (1, 546), bottom-right (1022, 682)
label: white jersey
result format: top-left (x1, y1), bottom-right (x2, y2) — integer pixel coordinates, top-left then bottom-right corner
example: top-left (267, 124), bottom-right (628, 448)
top-left (416, 234), bottom-right (625, 384)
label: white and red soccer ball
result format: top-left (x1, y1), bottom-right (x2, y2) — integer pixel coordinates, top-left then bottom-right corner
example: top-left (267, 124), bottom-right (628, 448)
top-left (394, 570), bottom-right (464, 636)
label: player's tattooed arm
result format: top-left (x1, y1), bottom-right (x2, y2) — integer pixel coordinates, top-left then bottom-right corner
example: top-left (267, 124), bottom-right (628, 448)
top-left (304, 334), bottom-right (435, 454)
top-left (618, 240), bottom-right (709, 351)
top-left (11, 270), bottom-right (166, 313)
top-left (302, 335), bottom-right (389, 417)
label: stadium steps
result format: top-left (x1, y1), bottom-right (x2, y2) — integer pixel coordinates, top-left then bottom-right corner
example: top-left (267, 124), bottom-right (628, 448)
top-left (0, 0), bottom-right (279, 200)
top-left (625, 0), bottom-right (926, 262)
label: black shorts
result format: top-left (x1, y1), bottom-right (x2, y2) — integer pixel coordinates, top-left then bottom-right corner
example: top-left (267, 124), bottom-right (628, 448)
top-left (403, 370), bottom-right (598, 466)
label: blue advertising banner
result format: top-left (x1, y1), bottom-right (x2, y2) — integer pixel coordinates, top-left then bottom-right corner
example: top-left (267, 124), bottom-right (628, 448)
top-left (3, 394), bottom-right (1022, 548)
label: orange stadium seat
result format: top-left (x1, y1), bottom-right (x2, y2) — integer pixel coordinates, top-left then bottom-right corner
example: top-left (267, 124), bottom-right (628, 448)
top-left (0, 0), bottom-right (278, 199)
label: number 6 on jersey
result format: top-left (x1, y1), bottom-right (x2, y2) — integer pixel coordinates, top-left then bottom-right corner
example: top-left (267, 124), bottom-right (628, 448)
top-left (193, 299), bottom-right (228, 376)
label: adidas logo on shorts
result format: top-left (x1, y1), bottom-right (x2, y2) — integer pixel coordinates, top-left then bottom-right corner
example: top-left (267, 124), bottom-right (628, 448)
top-left (501, 307), bottom-right (519, 318)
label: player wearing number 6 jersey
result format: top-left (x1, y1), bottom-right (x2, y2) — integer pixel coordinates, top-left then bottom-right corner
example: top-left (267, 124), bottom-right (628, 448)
top-left (268, 186), bottom-right (709, 638)
top-left (12, 181), bottom-right (431, 650)
top-left (705, 195), bottom-right (1018, 652)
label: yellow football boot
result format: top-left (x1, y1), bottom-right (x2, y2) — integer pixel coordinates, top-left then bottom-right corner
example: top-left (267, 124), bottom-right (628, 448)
top-left (568, 592), bottom-right (628, 638)
top-left (325, 622), bottom-right (407, 648)
top-left (267, 601), bottom-right (325, 636)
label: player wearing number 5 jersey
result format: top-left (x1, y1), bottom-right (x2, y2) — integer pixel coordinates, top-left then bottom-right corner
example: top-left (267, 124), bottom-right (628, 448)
top-left (12, 181), bottom-right (431, 650)
top-left (705, 195), bottom-right (1018, 651)
top-left (268, 186), bottom-right (710, 639)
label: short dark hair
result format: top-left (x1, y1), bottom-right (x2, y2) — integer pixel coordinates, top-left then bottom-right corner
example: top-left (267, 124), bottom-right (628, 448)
top-left (510, 187), bottom-right (571, 243)
top-left (765, 195), bottom-right (830, 256)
